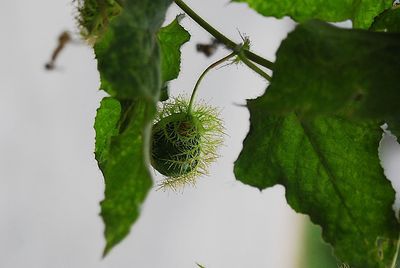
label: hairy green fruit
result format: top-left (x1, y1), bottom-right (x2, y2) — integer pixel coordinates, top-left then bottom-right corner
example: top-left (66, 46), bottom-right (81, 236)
top-left (151, 112), bottom-right (201, 177)
top-left (150, 98), bottom-right (224, 189)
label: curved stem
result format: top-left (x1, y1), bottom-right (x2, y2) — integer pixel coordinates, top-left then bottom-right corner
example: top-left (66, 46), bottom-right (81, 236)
top-left (174, 0), bottom-right (236, 49)
top-left (188, 52), bottom-right (236, 113)
top-left (173, 0), bottom-right (274, 70)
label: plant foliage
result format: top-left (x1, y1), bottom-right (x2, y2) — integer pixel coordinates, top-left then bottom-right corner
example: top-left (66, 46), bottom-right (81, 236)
top-left (91, 0), bottom-right (190, 255)
top-left (74, 0), bottom-right (400, 266)
top-left (232, 0), bottom-right (392, 29)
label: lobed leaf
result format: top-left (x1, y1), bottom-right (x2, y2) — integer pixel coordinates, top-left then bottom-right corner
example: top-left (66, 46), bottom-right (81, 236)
top-left (232, 0), bottom-right (392, 29)
top-left (235, 103), bottom-right (400, 267)
top-left (261, 20), bottom-right (400, 120)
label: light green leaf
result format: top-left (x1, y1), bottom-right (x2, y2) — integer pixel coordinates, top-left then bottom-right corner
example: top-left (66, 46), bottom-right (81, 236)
top-left (300, 221), bottom-right (338, 268)
top-left (262, 20), bottom-right (400, 120)
top-left (235, 102), bottom-right (399, 266)
top-left (370, 5), bottom-right (400, 32)
top-left (158, 14), bottom-right (191, 84)
top-left (232, 0), bottom-right (392, 28)
top-left (94, 97), bottom-right (121, 165)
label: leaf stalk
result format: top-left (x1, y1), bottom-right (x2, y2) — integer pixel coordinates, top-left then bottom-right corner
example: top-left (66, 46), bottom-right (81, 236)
top-left (173, 0), bottom-right (274, 71)
top-left (188, 52), bottom-right (236, 113)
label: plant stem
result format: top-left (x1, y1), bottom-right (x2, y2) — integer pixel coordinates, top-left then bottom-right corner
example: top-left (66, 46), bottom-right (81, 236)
top-left (390, 234), bottom-right (400, 268)
top-left (174, 0), bottom-right (236, 48)
top-left (239, 52), bottom-right (271, 81)
top-left (173, 0), bottom-right (274, 71)
top-left (243, 50), bottom-right (274, 70)
top-left (188, 52), bottom-right (236, 113)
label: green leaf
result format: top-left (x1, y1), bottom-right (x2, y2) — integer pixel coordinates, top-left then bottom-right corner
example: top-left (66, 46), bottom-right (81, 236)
top-left (386, 118), bottom-right (400, 138)
top-left (235, 102), bottom-right (399, 266)
top-left (92, 0), bottom-right (179, 256)
top-left (262, 20), bottom-right (400, 120)
top-left (96, 99), bottom-right (155, 256)
top-left (94, 97), bottom-right (121, 165)
top-left (94, 0), bottom-right (172, 100)
top-left (232, 0), bottom-right (392, 28)
top-left (158, 14), bottom-right (191, 84)
top-left (300, 221), bottom-right (339, 268)
top-left (370, 5), bottom-right (400, 32)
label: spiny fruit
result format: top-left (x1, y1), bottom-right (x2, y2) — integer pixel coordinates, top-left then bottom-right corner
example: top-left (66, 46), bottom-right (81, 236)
top-left (151, 97), bottom-right (224, 190)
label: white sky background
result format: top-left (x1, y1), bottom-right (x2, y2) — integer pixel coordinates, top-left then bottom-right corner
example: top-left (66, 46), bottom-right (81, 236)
top-left (1, 1), bottom-right (399, 268)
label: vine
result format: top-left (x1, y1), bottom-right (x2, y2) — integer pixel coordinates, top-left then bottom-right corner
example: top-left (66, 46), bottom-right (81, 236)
top-left (71, 0), bottom-right (400, 266)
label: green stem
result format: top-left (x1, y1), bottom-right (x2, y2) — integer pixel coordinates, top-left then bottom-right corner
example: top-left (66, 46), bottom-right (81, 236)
top-left (390, 233), bottom-right (400, 268)
top-left (188, 52), bottom-right (236, 113)
top-left (173, 0), bottom-right (274, 71)
top-left (239, 52), bottom-right (272, 81)
top-left (174, 0), bottom-right (236, 49)
top-left (243, 50), bottom-right (274, 70)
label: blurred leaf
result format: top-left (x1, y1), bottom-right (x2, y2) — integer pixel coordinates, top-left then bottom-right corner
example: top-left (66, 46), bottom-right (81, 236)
top-left (232, 0), bottom-right (392, 28)
top-left (235, 107), bottom-right (399, 267)
top-left (160, 84), bottom-right (170, 102)
top-left (262, 20), bottom-right (400, 120)
top-left (92, 0), bottom-right (174, 255)
top-left (370, 5), bottom-right (400, 32)
top-left (94, 0), bottom-right (172, 100)
top-left (158, 14), bottom-right (191, 84)
top-left (386, 118), bottom-right (400, 138)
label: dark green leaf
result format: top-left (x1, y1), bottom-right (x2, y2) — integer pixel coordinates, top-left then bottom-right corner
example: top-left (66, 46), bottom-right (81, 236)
top-left (235, 101), bottom-right (399, 267)
top-left (96, 99), bottom-right (155, 256)
top-left (232, 0), bottom-right (392, 28)
top-left (94, 0), bottom-right (172, 100)
top-left (158, 14), bottom-right (191, 84)
top-left (370, 6), bottom-right (400, 32)
top-left (160, 84), bottom-right (169, 101)
top-left (92, 0), bottom-right (175, 255)
top-left (386, 118), bottom-right (400, 138)
top-left (263, 20), bottom-right (400, 120)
